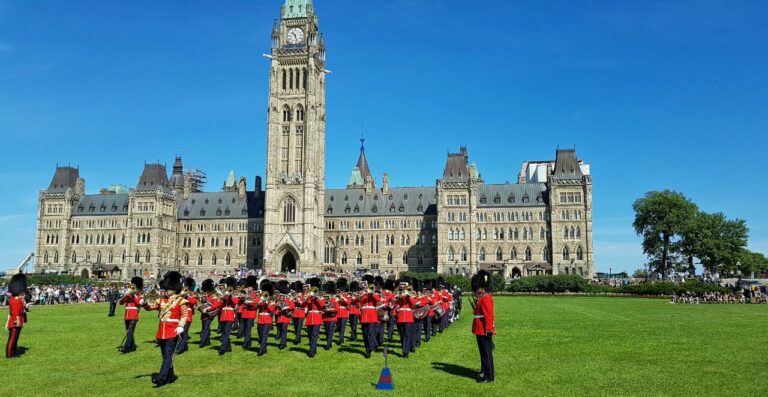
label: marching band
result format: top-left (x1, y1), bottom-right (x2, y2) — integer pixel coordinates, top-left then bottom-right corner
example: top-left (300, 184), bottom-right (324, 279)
top-left (113, 272), bottom-right (464, 387)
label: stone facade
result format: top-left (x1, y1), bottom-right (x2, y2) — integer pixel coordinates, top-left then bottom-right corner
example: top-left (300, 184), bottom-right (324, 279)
top-left (33, 0), bottom-right (594, 280)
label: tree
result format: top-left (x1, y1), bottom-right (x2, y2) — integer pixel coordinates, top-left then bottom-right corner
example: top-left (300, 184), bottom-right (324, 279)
top-left (633, 191), bottom-right (698, 279)
top-left (632, 268), bottom-right (648, 278)
top-left (737, 249), bottom-right (768, 277)
top-left (692, 212), bottom-right (748, 275)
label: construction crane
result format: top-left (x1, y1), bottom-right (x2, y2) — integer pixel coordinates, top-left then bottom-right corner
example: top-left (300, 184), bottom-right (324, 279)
top-left (15, 253), bottom-right (34, 274)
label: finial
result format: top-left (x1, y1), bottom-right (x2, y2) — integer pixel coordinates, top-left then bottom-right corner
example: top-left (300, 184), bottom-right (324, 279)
top-left (360, 125), bottom-right (365, 151)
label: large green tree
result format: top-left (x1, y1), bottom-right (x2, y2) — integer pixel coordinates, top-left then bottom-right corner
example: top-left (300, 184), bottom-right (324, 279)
top-left (633, 190), bottom-right (698, 279)
top-left (737, 249), bottom-right (768, 277)
top-left (691, 212), bottom-right (748, 274)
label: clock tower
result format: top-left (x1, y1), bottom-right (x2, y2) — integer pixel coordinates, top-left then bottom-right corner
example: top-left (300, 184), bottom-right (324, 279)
top-left (263, 0), bottom-right (327, 273)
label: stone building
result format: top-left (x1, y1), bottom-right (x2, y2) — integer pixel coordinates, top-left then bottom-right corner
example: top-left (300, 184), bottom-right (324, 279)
top-left (33, 0), bottom-right (593, 280)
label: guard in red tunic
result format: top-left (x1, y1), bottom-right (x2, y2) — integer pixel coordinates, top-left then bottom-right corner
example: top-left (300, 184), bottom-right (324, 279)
top-left (256, 280), bottom-right (276, 356)
top-left (348, 281), bottom-right (361, 341)
top-left (421, 280), bottom-right (434, 342)
top-left (381, 278), bottom-right (395, 343)
top-left (303, 277), bottom-right (324, 358)
top-left (395, 278), bottom-right (416, 358)
top-left (290, 281), bottom-right (306, 345)
top-left (146, 271), bottom-right (189, 387)
top-left (275, 280), bottom-right (295, 350)
top-left (118, 276), bottom-right (144, 353)
top-left (197, 279), bottom-right (218, 348)
top-left (5, 274), bottom-right (28, 359)
top-left (471, 270), bottom-right (495, 383)
top-left (240, 276), bottom-right (258, 349)
top-left (321, 281), bottom-right (339, 351)
top-left (359, 276), bottom-right (381, 358)
top-left (175, 277), bottom-right (196, 354)
top-left (218, 277), bottom-right (239, 355)
top-left (336, 278), bottom-right (351, 345)
top-left (235, 278), bottom-right (247, 338)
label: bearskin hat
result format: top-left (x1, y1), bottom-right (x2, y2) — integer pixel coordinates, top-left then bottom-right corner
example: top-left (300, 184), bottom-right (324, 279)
top-left (421, 279), bottom-right (433, 291)
top-left (397, 276), bottom-right (412, 289)
top-left (262, 281), bottom-right (275, 297)
top-left (362, 274), bottom-right (375, 285)
top-left (349, 280), bottom-right (360, 292)
top-left (8, 273), bottom-right (27, 296)
top-left (236, 278), bottom-right (247, 288)
top-left (130, 276), bottom-right (144, 291)
top-left (383, 278), bottom-right (395, 291)
top-left (224, 276), bottom-right (237, 288)
top-left (245, 275), bottom-right (258, 289)
top-left (162, 271), bottom-right (183, 294)
top-left (324, 280), bottom-right (337, 294)
top-left (201, 279), bottom-right (215, 293)
top-left (375, 276), bottom-right (385, 289)
top-left (436, 276), bottom-right (446, 289)
top-left (183, 277), bottom-right (196, 291)
top-left (471, 270), bottom-right (493, 292)
top-left (337, 277), bottom-right (349, 292)
top-left (277, 280), bottom-right (291, 295)
top-left (307, 277), bottom-right (322, 289)
top-left (291, 280), bottom-right (304, 293)
top-left (411, 278), bottom-right (421, 292)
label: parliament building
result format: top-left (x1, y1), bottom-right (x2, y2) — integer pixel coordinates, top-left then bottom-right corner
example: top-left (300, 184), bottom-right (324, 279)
top-left (33, 0), bottom-right (594, 281)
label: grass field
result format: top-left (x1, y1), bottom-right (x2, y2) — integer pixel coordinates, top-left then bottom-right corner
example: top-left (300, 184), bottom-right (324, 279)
top-left (2, 297), bottom-right (766, 396)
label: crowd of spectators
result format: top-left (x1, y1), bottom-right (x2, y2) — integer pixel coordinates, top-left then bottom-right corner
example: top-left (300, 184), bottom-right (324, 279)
top-left (671, 287), bottom-right (767, 304)
top-left (0, 284), bottom-right (123, 306)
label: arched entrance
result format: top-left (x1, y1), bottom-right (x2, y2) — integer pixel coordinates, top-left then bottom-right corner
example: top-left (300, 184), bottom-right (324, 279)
top-left (81, 268), bottom-right (89, 279)
top-left (511, 267), bottom-right (522, 278)
top-left (281, 252), bottom-right (296, 273)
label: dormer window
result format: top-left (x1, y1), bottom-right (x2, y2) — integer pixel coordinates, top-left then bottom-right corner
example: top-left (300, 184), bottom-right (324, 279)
top-left (371, 205), bottom-right (377, 213)
top-left (200, 209), bottom-right (206, 216)
top-left (353, 204), bottom-right (360, 214)
top-left (398, 205), bottom-right (405, 213)
top-left (417, 203), bottom-right (424, 212)
top-left (508, 195), bottom-right (515, 203)
top-left (493, 194), bottom-right (501, 204)
top-left (480, 195), bottom-right (487, 204)
top-left (327, 205), bottom-right (333, 214)
top-left (344, 204), bottom-right (350, 214)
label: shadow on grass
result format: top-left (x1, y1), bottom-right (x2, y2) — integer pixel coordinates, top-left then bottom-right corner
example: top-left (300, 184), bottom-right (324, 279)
top-left (431, 362), bottom-right (477, 380)
top-left (338, 346), bottom-right (366, 357)
top-left (289, 346), bottom-right (310, 355)
top-left (134, 372), bottom-right (158, 380)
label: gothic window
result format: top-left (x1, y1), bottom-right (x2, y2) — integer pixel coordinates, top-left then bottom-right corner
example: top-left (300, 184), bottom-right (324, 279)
top-left (356, 252), bottom-right (362, 265)
top-left (387, 252), bottom-right (393, 265)
top-left (511, 247), bottom-right (517, 260)
top-left (496, 247), bottom-right (503, 261)
top-left (525, 247), bottom-right (532, 261)
top-left (135, 251), bottom-right (140, 263)
top-left (523, 228), bottom-right (528, 241)
top-left (570, 226), bottom-right (575, 239)
top-left (564, 227), bottom-right (569, 240)
top-left (324, 240), bottom-right (335, 263)
top-left (480, 195), bottom-right (487, 204)
top-left (576, 226), bottom-right (581, 239)
top-left (479, 247), bottom-right (486, 262)
top-left (543, 246), bottom-right (550, 262)
top-left (296, 105), bottom-right (305, 121)
top-left (563, 246), bottom-right (570, 260)
top-left (289, 68), bottom-right (294, 89)
top-left (145, 250), bottom-right (151, 263)
top-left (282, 69), bottom-right (286, 90)
top-left (341, 252), bottom-right (348, 265)
top-left (447, 247), bottom-right (455, 261)
top-left (493, 194), bottom-right (501, 204)
top-left (295, 124), bottom-right (304, 171)
top-left (212, 254), bottom-right (217, 266)
top-left (402, 252), bottom-right (407, 264)
top-left (303, 67), bottom-right (307, 89)
top-left (184, 253), bottom-right (189, 266)
top-left (577, 246), bottom-right (584, 261)
top-left (460, 247), bottom-right (467, 262)
top-left (514, 228), bottom-right (519, 240)
top-left (283, 106), bottom-right (291, 122)
top-left (198, 254), bottom-right (203, 266)
top-left (72, 252), bottom-right (77, 263)
top-left (540, 227), bottom-right (546, 240)
top-left (283, 197), bottom-right (296, 223)
top-left (459, 229), bottom-right (465, 240)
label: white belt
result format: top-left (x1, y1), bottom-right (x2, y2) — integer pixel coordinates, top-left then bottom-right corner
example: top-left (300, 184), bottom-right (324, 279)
top-left (362, 306), bottom-right (375, 309)
top-left (161, 319), bottom-right (180, 323)
top-left (309, 310), bottom-right (321, 313)
top-left (398, 308), bottom-right (412, 312)
top-left (222, 308), bottom-right (234, 311)
top-left (126, 307), bottom-right (138, 311)
top-left (473, 315), bottom-right (484, 319)
top-left (258, 313), bottom-right (271, 316)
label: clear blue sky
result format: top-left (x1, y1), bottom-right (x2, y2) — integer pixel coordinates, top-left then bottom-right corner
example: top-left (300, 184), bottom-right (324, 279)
top-left (1, 0), bottom-right (766, 274)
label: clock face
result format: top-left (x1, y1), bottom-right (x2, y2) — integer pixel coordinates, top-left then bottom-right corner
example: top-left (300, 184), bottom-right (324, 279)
top-left (287, 27), bottom-right (304, 44)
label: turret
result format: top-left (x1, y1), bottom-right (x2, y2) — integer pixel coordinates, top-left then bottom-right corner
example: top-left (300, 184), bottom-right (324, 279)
top-left (238, 177), bottom-right (247, 199)
top-left (75, 177), bottom-right (85, 196)
top-left (382, 172), bottom-right (389, 195)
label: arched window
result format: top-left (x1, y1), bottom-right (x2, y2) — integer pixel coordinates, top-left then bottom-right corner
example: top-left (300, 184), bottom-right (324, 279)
top-left (564, 227), bottom-right (569, 240)
top-left (387, 251), bottom-right (393, 264)
top-left (514, 228), bottom-right (519, 240)
top-left (197, 254), bottom-right (203, 266)
top-left (282, 69), bottom-right (286, 90)
top-left (459, 229), bottom-right (465, 240)
top-left (71, 252), bottom-right (77, 263)
top-left (543, 246), bottom-right (550, 262)
top-left (511, 247), bottom-right (517, 260)
top-left (212, 254), bottom-right (217, 266)
top-left (496, 247), bottom-right (503, 261)
top-left (283, 106), bottom-right (291, 122)
top-left (577, 246), bottom-right (584, 261)
top-left (563, 246), bottom-right (570, 260)
top-left (576, 226), bottom-right (581, 239)
top-left (540, 227), bottom-right (546, 240)
top-left (523, 228), bottom-right (528, 241)
top-left (303, 67), bottom-right (308, 89)
top-left (107, 252), bottom-right (112, 263)
top-left (226, 253), bottom-right (231, 266)
top-left (43, 252), bottom-right (49, 263)
top-left (460, 247), bottom-right (467, 261)
top-left (121, 251), bottom-right (126, 263)
top-left (184, 253), bottom-right (189, 266)
top-left (145, 250), bottom-right (151, 263)
top-left (449, 228), bottom-right (454, 241)
top-left (525, 247), bottom-right (532, 261)
top-left (479, 247), bottom-right (486, 261)
top-left (296, 105), bottom-right (305, 121)
top-left (418, 253), bottom-right (424, 265)
top-left (402, 252), bottom-right (407, 264)
top-left (134, 251), bottom-right (140, 263)
top-left (356, 252), bottom-right (363, 265)
top-left (324, 240), bottom-right (335, 263)
top-left (283, 197), bottom-right (296, 223)
top-left (341, 252), bottom-right (348, 265)
top-left (289, 68), bottom-right (294, 89)
top-left (447, 247), bottom-right (455, 261)
top-left (570, 226), bottom-right (575, 239)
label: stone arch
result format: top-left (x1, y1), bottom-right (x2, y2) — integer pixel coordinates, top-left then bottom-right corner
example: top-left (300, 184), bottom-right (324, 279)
top-left (80, 268), bottom-right (89, 278)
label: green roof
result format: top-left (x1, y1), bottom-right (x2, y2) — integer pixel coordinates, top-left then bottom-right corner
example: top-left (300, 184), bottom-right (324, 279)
top-left (348, 167), bottom-right (364, 186)
top-left (283, 0), bottom-right (312, 19)
top-left (225, 170), bottom-right (236, 187)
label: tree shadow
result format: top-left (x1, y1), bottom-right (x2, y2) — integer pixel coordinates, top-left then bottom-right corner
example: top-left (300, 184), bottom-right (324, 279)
top-left (289, 346), bottom-right (310, 355)
top-left (431, 362), bottom-right (477, 380)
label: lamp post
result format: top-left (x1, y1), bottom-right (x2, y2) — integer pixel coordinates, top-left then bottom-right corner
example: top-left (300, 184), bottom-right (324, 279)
top-left (609, 267), bottom-right (612, 279)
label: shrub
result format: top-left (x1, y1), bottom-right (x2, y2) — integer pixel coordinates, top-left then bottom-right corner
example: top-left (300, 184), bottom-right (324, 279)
top-left (26, 274), bottom-right (92, 286)
top-left (507, 275), bottom-right (592, 293)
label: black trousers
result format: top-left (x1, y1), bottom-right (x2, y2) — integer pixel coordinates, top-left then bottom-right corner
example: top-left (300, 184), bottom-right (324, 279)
top-left (398, 323), bottom-right (412, 358)
top-left (108, 301), bottom-right (117, 316)
top-left (292, 317), bottom-right (304, 344)
top-left (431, 316), bottom-right (438, 336)
top-left (199, 318), bottom-right (212, 347)
top-left (123, 320), bottom-right (137, 351)
top-left (349, 314), bottom-right (359, 340)
top-left (241, 318), bottom-right (255, 349)
top-left (216, 317), bottom-right (224, 333)
top-left (6, 327), bottom-right (21, 358)
top-left (477, 335), bottom-right (495, 381)
top-left (386, 316), bottom-right (396, 341)
top-left (277, 323), bottom-right (289, 348)
top-left (424, 316), bottom-right (432, 342)
top-left (235, 314), bottom-right (243, 337)
top-left (361, 323), bottom-right (373, 353)
top-left (257, 323), bottom-right (272, 354)
top-left (413, 320), bottom-right (422, 348)
top-left (323, 321), bottom-right (336, 349)
top-left (219, 321), bottom-right (233, 354)
top-left (156, 338), bottom-right (177, 383)
top-left (176, 323), bottom-right (192, 354)
top-left (337, 318), bottom-right (348, 345)
top-left (306, 324), bottom-right (320, 356)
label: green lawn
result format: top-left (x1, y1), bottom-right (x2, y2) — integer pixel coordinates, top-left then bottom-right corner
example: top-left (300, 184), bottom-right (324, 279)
top-left (2, 297), bottom-right (766, 396)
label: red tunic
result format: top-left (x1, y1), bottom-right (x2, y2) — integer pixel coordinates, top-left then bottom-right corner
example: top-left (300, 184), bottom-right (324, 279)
top-left (337, 293), bottom-right (350, 319)
top-left (152, 295), bottom-right (190, 340)
top-left (119, 293), bottom-right (143, 321)
top-left (185, 295), bottom-right (197, 323)
top-left (276, 298), bottom-right (295, 324)
top-left (257, 299), bottom-right (276, 325)
top-left (472, 293), bottom-right (495, 336)
top-left (220, 296), bottom-right (239, 322)
top-left (322, 298), bottom-right (339, 322)
top-left (359, 293), bottom-right (381, 324)
top-left (304, 296), bottom-right (325, 326)
top-left (202, 294), bottom-right (220, 320)
top-left (292, 295), bottom-right (306, 318)
top-left (242, 292), bottom-right (258, 319)
top-left (395, 295), bottom-right (416, 323)
top-left (6, 296), bottom-right (25, 328)
top-left (349, 295), bottom-right (360, 316)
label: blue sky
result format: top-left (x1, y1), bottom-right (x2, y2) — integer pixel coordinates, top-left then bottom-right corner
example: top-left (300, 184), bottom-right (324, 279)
top-left (0, 0), bottom-right (766, 274)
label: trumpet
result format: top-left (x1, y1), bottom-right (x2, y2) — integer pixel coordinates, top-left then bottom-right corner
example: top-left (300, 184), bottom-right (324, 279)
top-left (310, 286), bottom-right (319, 296)
top-left (260, 290), bottom-right (270, 299)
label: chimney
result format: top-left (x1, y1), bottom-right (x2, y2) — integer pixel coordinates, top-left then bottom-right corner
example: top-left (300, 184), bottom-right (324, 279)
top-left (183, 175), bottom-right (191, 200)
top-left (382, 172), bottom-right (389, 195)
top-left (238, 177), bottom-right (247, 199)
top-left (75, 177), bottom-right (85, 196)
top-left (254, 176), bottom-right (262, 198)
